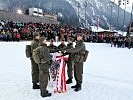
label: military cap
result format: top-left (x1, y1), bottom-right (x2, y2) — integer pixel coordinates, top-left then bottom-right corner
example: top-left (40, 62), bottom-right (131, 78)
top-left (33, 32), bottom-right (40, 37)
top-left (39, 37), bottom-right (47, 43)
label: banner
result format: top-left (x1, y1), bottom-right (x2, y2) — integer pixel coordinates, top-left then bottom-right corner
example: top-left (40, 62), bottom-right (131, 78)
top-left (54, 55), bottom-right (69, 93)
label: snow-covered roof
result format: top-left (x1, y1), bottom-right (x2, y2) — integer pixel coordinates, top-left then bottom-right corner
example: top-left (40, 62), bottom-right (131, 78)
top-left (113, 30), bottom-right (127, 36)
top-left (90, 26), bottom-right (109, 32)
top-left (91, 26), bottom-right (127, 36)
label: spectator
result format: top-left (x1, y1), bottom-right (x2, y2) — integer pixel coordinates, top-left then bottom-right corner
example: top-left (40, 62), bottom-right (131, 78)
top-left (16, 32), bottom-right (21, 42)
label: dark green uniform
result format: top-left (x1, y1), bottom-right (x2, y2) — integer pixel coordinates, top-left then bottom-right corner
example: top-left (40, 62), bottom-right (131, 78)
top-left (66, 40), bottom-right (85, 85)
top-left (48, 44), bottom-right (58, 53)
top-left (66, 43), bottom-right (74, 80)
top-left (30, 39), bottom-right (39, 84)
top-left (38, 43), bottom-right (52, 92)
top-left (58, 43), bottom-right (67, 50)
top-left (58, 42), bottom-right (73, 81)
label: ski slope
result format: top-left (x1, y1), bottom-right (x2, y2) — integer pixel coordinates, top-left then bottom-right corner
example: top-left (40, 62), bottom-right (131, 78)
top-left (0, 42), bottom-right (133, 100)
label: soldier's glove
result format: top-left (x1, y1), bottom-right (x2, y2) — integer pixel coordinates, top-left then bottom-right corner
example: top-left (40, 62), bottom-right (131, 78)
top-left (61, 51), bottom-right (67, 56)
top-left (48, 60), bottom-right (53, 65)
top-left (64, 50), bottom-right (67, 53)
top-left (58, 51), bottom-right (62, 53)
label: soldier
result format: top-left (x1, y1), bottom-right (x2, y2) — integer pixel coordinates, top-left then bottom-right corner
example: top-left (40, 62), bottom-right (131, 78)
top-left (58, 38), bottom-right (74, 84)
top-left (48, 39), bottom-right (57, 52)
top-left (38, 37), bottom-right (53, 97)
top-left (58, 39), bottom-right (67, 50)
top-left (128, 37), bottom-right (132, 49)
top-left (30, 32), bottom-right (40, 89)
top-left (131, 38), bottom-right (133, 48)
top-left (63, 33), bottom-right (86, 92)
top-left (66, 37), bottom-right (74, 84)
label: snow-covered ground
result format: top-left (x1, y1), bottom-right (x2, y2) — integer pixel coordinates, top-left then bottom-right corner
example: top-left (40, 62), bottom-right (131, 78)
top-left (0, 42), bottom-right (133, 100)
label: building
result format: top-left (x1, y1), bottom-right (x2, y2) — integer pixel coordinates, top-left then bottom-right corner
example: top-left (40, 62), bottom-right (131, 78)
top-left (44, 14), bottom-right (57, 21)
top-left (29, 8), bottom-right (43, 17)
top-left (96, 31), bottom-right (117, 36)
top-left (0, 9), bottom-right (59, 24)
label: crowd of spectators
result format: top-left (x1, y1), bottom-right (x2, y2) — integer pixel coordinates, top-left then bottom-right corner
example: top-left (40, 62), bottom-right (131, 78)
top-left (0, 20), bottom-right (133, 49)
top-left (0, 20), bottom-right (91, 42)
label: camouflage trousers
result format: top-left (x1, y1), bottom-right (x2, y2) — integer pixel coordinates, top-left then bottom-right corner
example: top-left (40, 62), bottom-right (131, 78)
top-left (39, 63), bottom-right (49, 91)
top-left (31, 58), bottom-right (39, 83)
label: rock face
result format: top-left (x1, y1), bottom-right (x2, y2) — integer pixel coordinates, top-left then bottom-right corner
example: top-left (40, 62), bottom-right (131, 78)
top-left (66, 0), bottom-right (131, 31)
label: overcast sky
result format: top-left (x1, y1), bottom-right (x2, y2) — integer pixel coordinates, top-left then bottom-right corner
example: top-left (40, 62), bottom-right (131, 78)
top-left (111, 0), bottom-right (132, 13)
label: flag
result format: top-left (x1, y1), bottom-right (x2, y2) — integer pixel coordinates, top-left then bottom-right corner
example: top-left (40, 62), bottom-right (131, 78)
top-left (54, 55), bottom-right (69, 93)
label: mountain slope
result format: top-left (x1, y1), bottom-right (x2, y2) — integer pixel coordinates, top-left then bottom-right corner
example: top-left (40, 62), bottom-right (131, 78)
top-left (66, 0), bottom-right (131, 31)
top-left (0, 0), bottom-right (131, 31)
top-left (0, 0), bottom-right (79, 26)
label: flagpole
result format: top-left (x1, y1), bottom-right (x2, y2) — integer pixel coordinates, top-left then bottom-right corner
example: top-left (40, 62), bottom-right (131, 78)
top-left (130, 2), bottom-right (133, 23)
top-left (117, 0), bottom-right (121, 31)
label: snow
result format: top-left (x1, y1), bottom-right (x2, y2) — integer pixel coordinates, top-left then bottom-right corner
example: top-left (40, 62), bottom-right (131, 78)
top-left (112, 0), bottom-right (132, 13)
top-left (90, 26), bottom-right (108, 32)
top-left (114, 30), bottom-right (127, 36)
top-left (91, 7), bottom-right (96, 16)
top-left (102, 15), bottom-right (110, 28)
top-left (0, 42), bottom-right (133, 100)
top-left (90, 26), bottom-right (128, 36)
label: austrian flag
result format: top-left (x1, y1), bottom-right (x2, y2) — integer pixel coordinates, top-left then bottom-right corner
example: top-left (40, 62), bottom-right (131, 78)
top-left (54, 55), bottom-right (69, 93)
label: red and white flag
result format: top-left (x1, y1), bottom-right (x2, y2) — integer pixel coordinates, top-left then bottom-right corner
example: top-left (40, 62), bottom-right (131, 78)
top-left (54, 54), bottom-right (69, 93)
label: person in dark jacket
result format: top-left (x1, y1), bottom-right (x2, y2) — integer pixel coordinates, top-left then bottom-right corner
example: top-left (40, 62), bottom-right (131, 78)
top-left (58, 39), bottom-right (67, 50)
top-left (63, 33), bottom-right (86, 92)
top-left (48, 39), bottom-right (57, 53)
top-left (38, 37), bottom-right (53, 97)
top-left (30, 32), bottom-right (40, 89)
top-left (65, 37), bottom-right (74, 84)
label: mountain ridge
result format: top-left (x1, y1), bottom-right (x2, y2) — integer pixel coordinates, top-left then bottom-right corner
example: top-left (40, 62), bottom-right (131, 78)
top-left (0, 0), bottom-right (131, 31)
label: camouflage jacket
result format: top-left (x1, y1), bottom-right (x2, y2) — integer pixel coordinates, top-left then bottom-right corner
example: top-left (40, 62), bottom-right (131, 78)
top-left (30, 39), bottom-right (39, 58)
top-left (66, 40), bottom-right (86, 63)
top-left (39, 43), bottom-right (52, 64)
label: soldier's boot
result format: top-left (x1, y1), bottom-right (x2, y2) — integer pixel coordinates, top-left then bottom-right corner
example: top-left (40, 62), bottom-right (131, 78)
top-left (41, 90), bottom-right (52, 97)
top-left (33, 83), bottom-right (40, 89)
top-left (74, 84), bottom-right (81, 92)
top-left (66, 79), bottom-right (72, 84)
top-left (71, 84), bottom-right (78, 88)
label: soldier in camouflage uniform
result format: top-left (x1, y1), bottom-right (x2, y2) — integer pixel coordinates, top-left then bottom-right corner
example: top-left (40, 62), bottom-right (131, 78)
top-left (30, 32), bottom-right (40, 89)
top-left (38, 37), bottom-right (53, 97)
top-left (64, 33), bottom-right (86, 92)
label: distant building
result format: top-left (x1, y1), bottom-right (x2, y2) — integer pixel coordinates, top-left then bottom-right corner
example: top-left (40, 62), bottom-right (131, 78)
top-left (29, 8), bottom-right (43, 17)
top-left (44, 14), bottom-right (57, 21)
top-left (0, 9), bottom-right (59, 24)
top-left (28, 7), bottom-right (58, 21)
top-left (96, 31), bottom-right (117, 36)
